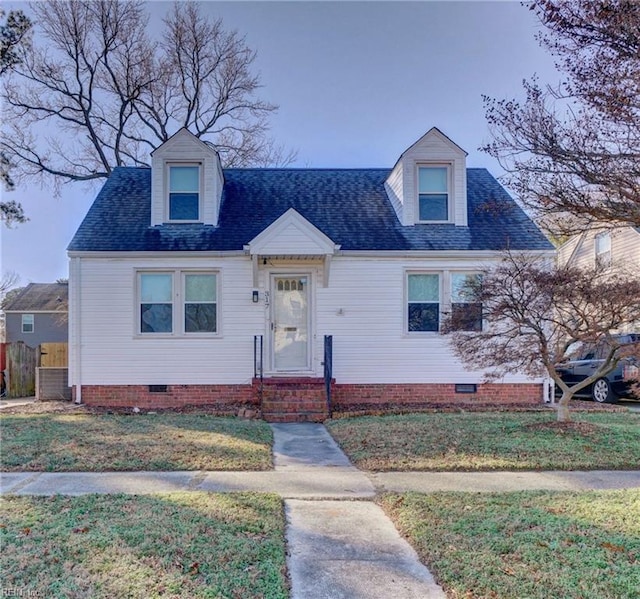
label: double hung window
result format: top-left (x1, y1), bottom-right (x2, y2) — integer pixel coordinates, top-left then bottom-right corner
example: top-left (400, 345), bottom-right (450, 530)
top-left (418, 166), bottom-right (449, 221)
top-left (168, 165), bottom-right (200, 221)
top-left (451, 273), bottom-right (483, 332)
top-left (138, 271), bottom-right (218, 335)
top-left (406, 271), bottom-right (483, 333)
top-left (140, 273), bottom-right (173, 333)
top-left (22, 314), bottom-right (34, 333)
top-left (408, 274), bottom-right (440, 332)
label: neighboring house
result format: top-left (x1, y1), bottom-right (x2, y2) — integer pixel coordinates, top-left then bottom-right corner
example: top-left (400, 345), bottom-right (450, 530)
top-left (557, 226), bottom-right (640, 271)
top-left (67, 127), bottom-right (554, 419)
top-left (3, 282), bottom-right (69, 346)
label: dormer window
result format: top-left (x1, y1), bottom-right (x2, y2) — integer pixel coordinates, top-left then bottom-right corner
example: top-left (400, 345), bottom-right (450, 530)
top-left (168, 164), bottom-right (201, 221)
top-left (418, 165), bottom-right (449, 221)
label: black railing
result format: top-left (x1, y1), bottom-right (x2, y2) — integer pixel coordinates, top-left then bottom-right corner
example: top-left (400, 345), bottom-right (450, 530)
top-left (324, 335), bottom-right (333, 417)
top-left (254, 335), bottom-right (264, 404)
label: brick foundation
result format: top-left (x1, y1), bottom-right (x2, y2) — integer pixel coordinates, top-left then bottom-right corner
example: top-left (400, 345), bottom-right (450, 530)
top-left (72, 381), bottom-right (543, 414)
top-left (75, 384), bottom-right (257, 410)
top-left (332, 383), bottom-right (542, 410)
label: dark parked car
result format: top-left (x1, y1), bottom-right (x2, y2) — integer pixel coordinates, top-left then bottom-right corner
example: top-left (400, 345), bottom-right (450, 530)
top-left (556, 334), bottom-right (640, 403)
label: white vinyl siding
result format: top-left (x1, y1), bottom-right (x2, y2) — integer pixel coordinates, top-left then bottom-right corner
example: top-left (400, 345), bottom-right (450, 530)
top-left (558, 227), bottom-right (640, 270)
top-left (69, 254), bottom-right (540, 388)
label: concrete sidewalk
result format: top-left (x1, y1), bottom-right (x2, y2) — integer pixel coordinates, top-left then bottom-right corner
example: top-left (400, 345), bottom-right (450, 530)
top-left (1, 422), bottom-right (639, 599)
top-left (2, 468), bottom-right (638, 497)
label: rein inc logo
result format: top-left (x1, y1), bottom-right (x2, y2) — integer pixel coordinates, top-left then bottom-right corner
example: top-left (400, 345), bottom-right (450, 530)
top-left (2, 590), bottom-right (42, 597)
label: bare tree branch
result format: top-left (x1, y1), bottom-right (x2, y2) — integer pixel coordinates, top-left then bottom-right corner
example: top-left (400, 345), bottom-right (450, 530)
top-left (482, 1), bottom-right (640, 235)
top-left (0, 1), bottom-right (296, 189)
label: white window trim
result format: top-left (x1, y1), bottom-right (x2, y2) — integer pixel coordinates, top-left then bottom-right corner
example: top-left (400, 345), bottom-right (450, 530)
top-left (416, 163), bottom-right (453, 224)
top-left (165, 162), bottom-right (203, 223)
top-left (22, 313), bottom-right (35, 333)
top-left (135, 269), bottom-right (221, 338)
top-left (405, 269), bottom-right (483, 334)
top-left (405, 271), bottom-right (442, 334)
top-left (595, 232), bottom-right (612, 268)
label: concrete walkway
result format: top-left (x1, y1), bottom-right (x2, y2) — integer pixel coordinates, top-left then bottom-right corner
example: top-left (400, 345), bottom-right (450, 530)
top-left (2, 422), bottom-right (640, 599)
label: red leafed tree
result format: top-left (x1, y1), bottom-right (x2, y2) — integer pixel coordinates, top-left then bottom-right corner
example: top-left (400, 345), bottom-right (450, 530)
top-left (445, 253), bottom-right (640, 422)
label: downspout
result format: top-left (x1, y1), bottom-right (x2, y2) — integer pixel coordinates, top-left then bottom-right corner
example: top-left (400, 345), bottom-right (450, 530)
top-left (72, 256), bottom-right (82, 404)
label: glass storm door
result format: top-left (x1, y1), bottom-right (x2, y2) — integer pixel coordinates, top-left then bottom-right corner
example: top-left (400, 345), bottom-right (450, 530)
top-left (273, 276), bottom-right (310, 371)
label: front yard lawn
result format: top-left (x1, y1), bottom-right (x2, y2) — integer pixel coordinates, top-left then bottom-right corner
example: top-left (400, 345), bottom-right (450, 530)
top-left (381, 489), bottom-right (640, 599)
top-left (326, 412), bottom-right (640, 471)
top-left (0, 414), bottom-right (273, 471)
top-left (0, 492), bottom-right (288, 599)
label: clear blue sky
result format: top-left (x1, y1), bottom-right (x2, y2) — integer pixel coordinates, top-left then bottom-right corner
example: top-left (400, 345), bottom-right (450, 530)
top-left (1, 0), bottom-right (558, 285)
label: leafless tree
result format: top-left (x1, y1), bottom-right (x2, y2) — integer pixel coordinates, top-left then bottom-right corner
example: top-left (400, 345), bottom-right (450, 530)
top-left (1, 0), bottom-right (294, 193)
top-left (445, 253), bottom-right (640, 422)
top-left (482, 0), bottom-right (640, 236)
top-left (1, 8), bottom-right (32, 223)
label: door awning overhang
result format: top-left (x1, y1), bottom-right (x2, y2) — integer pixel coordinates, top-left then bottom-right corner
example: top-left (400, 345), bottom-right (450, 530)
top-left (244, 208), bottom-right (340, 287)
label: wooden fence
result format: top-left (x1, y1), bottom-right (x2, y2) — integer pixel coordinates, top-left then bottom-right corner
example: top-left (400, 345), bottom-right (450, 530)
top-left (40, 343), bottom-right (69, 367)
top-left (4, 342), bottom-right (68, 398)
top-left (6, 342), bottom-right (38, 397)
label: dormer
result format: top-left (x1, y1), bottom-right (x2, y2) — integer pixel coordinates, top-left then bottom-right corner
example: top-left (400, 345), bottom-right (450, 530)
top-left (150, 128), bottom-right (224, 227)
top-left (385, 127), bottom-right (468, 227)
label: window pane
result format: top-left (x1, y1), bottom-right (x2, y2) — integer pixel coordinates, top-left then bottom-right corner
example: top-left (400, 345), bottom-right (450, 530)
top-left (170, 166), bottom-right (199, 192)
top-left (185, 274), bottom-right (216, 302)
top-left (408, 274), bottom-right (439, 302)
top-left (419, 167), bottom-right (447, 192)
top-left (141, 274), bottom-right (172, 302)
top-left (169, 193), bottom-right (199, 220)
top-left (185, 303), bottom-right (217, 333)
top-left (595, 233), bottom-right (611, 254)
top-left (452, 274), bottom-right (481, 303)
top-left (419, 194), bottom-right (448, 220)
top-left (408, 303), bottom-right (439, 332)
top-left (22, 314), bottom-right (34, 333)
top-left (141, 304), bottom-right (172, 333)
top-left (452, 303), bottom-right (483, 332)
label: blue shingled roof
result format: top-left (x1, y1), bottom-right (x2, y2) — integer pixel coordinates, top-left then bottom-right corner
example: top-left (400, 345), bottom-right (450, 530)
top-left (68, 167), bottom-right (552, 252)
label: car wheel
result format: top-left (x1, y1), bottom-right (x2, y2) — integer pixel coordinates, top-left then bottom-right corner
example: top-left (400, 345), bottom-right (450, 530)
top-left (592, 378), bottom-right (616, 404)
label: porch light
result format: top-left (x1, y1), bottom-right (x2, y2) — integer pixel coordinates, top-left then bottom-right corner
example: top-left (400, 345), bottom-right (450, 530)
top-left (252, 290), bottom-right (259, 303)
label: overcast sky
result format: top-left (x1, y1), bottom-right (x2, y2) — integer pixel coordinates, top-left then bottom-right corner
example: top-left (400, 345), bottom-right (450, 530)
top-left (1, 0), bottom-right (559, 285)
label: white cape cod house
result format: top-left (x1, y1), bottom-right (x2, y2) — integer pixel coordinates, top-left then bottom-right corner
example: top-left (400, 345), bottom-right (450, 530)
top-left (67, 128), bottom-right (554, 420)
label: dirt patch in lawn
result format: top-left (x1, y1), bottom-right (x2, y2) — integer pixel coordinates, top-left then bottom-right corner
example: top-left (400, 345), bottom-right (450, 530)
top-left (523, 420), bottom-right (602, 435)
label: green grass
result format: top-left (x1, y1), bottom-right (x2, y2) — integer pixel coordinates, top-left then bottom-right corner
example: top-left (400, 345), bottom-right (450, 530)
top-left (381, 489), bottom-right (640, 599)
top-left (326, 412), bottom-right (640, 471)
top-left (0, 492), bottom-right (288, 599)
top-left (0, 414), bottom-right (273, 471)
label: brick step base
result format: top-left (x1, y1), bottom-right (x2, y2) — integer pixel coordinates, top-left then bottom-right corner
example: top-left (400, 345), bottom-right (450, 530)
top-left (254, 377), bottom-right (330, 422)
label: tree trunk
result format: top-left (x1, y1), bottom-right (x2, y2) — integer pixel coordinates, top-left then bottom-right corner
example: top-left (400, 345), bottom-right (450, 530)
top-left (556, 392), bottom-right (572, 422)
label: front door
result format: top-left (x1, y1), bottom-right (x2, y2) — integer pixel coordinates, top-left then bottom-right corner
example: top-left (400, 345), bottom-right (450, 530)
top-left (272, 275), bottom-right (310, 371)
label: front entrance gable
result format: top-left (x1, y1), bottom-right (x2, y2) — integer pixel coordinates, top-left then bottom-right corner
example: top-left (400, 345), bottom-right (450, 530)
top-left (246, 208), bottom-right (340, 256)
top-left (245, 208), bottom-right (340, 287)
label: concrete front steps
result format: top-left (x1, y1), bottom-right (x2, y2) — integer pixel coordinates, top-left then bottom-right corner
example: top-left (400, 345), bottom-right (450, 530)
top-left (257, 377), bottom-right (329, 422)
